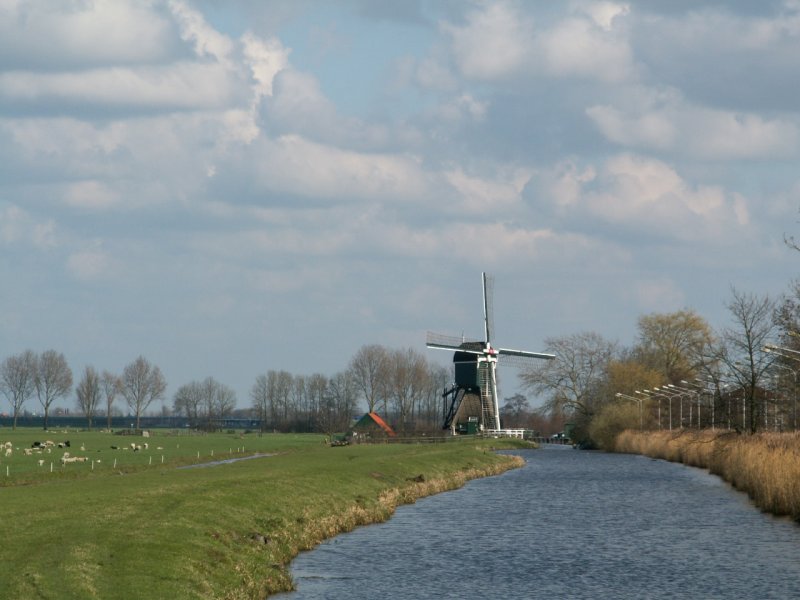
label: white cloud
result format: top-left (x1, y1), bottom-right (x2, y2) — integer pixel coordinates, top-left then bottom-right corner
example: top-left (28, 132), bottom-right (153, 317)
top-left (63, 181), bottom-right (118, 210)
top-left (0, 0), bottom-right (174, 68)
top-left (444, 166), bottom-right (531, 214)
top-left (634, 277), bottom-right (685, 312)
top-left (67, 249), bottom-right (111, 281)
top-left (0, 62), bottom-right (241, 112)
top-left (587, 93), bottom-right (798, 159)
top-left (577, 1), bottom-right (631, 31)
top-left (538, 14), bottom-right (634, 82)
top-left (583, 153), bottom-right (749, 237)
top-left (442, 1), bottom-right (535, 80)
top-left (168, 0), bottom-right (234, 66)
top-left (436, 93), bottom-right (488, 122)
top-left (0, 203), bottom-right (27, 243)
top-left (0, 203), bottom-right (56, 248)
top-left (253, 134), bottom-right (430, 202)
top-left (241, 31), bottom-right (290, 99)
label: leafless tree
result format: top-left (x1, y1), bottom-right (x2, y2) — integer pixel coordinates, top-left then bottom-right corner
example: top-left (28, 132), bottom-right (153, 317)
top-left (101, 371), bottom-right (122, 430)
top-left (121, 356), bottom-right (166, 429)
top-left (418, 363), bottom-right (449, 430)
top-left (386, 347), bottom-right (428, 434)
top-left (75, 366), bottom-right (101, 429)
top-left (175, 380), bottom-right (204, 426)
top-left (721, 287), bottom-right (778, 433)
top-left (349, 344), bottom-right (390, 413)
top-left (321, 371), bottom-right (358, 435)
top-left (213, 381), bottom-right (237, 423)
top-left (250, 374), bottom-right (269, 432)
top-left (0, 350), bottom-right (37, 429)
top-left (34, 349), bottom-right (73, 430)
top-left (520, 332), bottom-right (617, 418)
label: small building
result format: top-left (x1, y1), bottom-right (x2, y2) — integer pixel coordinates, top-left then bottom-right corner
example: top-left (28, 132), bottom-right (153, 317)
top-left (351, 412), bottom-right (397, 439)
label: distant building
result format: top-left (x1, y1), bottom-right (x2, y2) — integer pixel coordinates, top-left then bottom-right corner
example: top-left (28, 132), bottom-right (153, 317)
top-left (351, 412), bottom-right (397, 439)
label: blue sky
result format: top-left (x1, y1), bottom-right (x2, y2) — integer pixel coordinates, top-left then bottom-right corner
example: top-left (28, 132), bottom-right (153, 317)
top-left (1, 0), bottom-right (798, 411)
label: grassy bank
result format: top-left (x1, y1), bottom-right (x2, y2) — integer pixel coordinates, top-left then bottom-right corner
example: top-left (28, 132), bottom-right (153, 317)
top-left (0, 429), bottom-right (527, 599)
top-left (615, 429), bottom-right (800, 520)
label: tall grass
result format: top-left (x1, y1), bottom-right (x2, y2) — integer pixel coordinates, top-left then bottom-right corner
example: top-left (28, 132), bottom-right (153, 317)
top-left (616, 429), bottom-right (800, 520)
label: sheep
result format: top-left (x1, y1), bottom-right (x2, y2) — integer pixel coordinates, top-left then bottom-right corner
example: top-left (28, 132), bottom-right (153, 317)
top-left (4, 447), bottom-right (11, 457)
top-left (60, 455), bottom-right (88, 465)
top-left (37, 459), bottom-right (45, 467)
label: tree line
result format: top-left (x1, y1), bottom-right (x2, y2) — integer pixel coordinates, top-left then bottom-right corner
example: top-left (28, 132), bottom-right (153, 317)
top-left (517, 283), bottom-right (800, 448)
top-left (0, 345), bottom-right (451, 435)
top-left (248, 345), bottom-right (449, 435)
top-left (0, 353), bottom-right (165, 431)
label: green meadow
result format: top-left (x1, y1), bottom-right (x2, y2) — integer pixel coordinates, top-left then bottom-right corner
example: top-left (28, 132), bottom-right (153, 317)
top-left (0, 428), bottom-right (527, 599)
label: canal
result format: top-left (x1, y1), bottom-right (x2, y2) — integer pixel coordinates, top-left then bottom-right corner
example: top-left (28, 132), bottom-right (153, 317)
top-left (278, 445), bottom-right (800, 599)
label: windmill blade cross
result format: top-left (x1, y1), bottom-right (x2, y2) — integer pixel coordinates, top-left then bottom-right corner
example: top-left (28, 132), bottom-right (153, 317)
top-left (482, 272), bottom-right (495, 344)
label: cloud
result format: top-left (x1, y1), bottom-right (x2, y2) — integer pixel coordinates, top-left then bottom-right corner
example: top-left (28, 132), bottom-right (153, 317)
top-left (587, 90), bottom-right (798, 159)
top-left (63, 180), bottom-right (118, 210)
top-left (634, 277), bottom-right (686, 312)
top-left (444, 165), bottom-right (531, 214)
top-left (67, 248), bottom-right (112, 281)
top-left (0, 0), bottom-right (176, 70)
top-left (442, 1), bottom-right (535, 80)
top-left (630, 4), bottom-right (800, 111)
top-left (250, 134), bottom-right (430, 202)
top-left (0, 203), bottom-right (56, 248)
top-left (168, 0), bottom-right (234, 65)
top-left (0, 62), bottom-right (243, 115)
top-left (538, 9), bottom-right (635, 82)
top-left (534, 153), bottom-right (752, 245)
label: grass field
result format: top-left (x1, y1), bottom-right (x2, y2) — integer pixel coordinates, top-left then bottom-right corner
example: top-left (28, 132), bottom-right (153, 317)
top-left (0, 428), bottom-right (527, 599)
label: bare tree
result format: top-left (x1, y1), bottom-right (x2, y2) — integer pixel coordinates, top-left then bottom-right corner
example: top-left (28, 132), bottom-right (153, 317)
top-left (387, 347), bottom-right (428, 434)
top-left (251, 374), bottom-right (269, 432)
top-left (174, 380), bottom-right (204, 427)
top-left (34, 349), bottom-right (73, 430)
top-left (213, 381), bottom-right (236, 423)
top-left (121, 356), bottom-right (166, 429)
top-left (101, 371), bottom-right (122, 430)
top-left (75, 366), bottom-right (101, 429)
top-left (0, 350), bottom-right (37, 429)
top-left (349, 344), bottom-right (390, 413)
top-left (722, 287), bottom-right (778, 433)
top-left (323, 371), bottom-right (358, 435)
top-left (520, 332), bottom-right (617, 418)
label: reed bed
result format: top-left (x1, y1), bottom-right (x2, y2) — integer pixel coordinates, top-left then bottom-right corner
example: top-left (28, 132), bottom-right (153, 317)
top-left (615, 429), bottom-right (800, 520)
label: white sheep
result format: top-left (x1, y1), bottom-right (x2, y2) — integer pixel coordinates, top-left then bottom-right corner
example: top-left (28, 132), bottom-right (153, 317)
top-left (4, 447), bottom-right (11, 457)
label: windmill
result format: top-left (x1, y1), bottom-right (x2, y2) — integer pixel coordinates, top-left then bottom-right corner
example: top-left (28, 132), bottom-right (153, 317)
top-left (426, 272), bottom-right (555, 433)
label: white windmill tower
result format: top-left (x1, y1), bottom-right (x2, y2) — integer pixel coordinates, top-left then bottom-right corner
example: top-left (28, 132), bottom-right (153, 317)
top-left (426, 273), bottom-right (554, 432)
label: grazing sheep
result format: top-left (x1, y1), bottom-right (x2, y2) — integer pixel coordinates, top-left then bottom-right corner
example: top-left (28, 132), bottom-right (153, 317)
top-left (4, 447), bottom-right (11, 457)
top-left (38, 459), bottom-right (45, 467)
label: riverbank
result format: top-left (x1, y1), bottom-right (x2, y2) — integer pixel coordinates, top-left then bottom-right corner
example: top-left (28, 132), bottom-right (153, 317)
top-left (0, 431), bottom-right (528, 599)
top-left (615, 429), bottom-right (800, 521)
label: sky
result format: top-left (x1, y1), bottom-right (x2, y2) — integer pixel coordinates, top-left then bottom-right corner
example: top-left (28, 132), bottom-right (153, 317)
top-left (1, 0), bottom-right (799, 412)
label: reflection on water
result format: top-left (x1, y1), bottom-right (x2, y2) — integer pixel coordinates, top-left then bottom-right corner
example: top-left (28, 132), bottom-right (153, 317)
top-left (278, 446), bottom-right (800, 599)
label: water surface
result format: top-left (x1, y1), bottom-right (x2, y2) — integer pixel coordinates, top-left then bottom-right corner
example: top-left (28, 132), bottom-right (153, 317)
top-left (279, 446), bottom-right (800, 599)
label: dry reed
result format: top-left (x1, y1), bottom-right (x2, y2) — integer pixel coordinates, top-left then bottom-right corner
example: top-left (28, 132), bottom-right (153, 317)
top-left (615, 430), bottom-right (800, 520)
